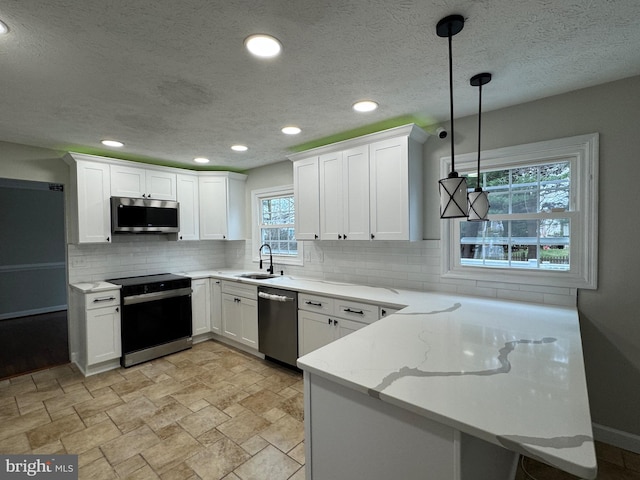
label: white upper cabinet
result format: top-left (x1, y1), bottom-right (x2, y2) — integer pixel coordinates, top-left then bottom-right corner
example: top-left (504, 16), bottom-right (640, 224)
top-left (110, 164), bottom-right (177, 200)
top-left (318, 145), bottom-right (369, 240)
top-left (319, 151), bottom-right (344, 240)
top-left (65, 152), bottom-right (244, 244)
top-left (176, 173), bottom-right (200, 241)
top-left (290, 124), bottom-right (428, 242)
top-left (369, 135), bottom-right (423, 241)
top-left (65, 154), bottom-right (112, 244)
top-left (293, 157), bottom-right (320, 240)
top-left (198, 172), bottom-right (246, 240)
top-left (342, 145), bottom-right (370, 240)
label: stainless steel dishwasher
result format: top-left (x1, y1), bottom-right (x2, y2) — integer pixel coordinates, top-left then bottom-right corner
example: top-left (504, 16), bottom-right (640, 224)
top-left (257, 286), bottom-right (298, 367)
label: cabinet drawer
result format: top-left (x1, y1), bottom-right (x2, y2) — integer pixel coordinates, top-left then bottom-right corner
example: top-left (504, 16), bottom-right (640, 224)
top-left (222, 281), bottom-right (257, 300)
top-left (299, 293), bottom-right (334, 315)
top-left (85, 290), bottom-right (120, 310)
top-left (335, 299), bottom-right (378, 324)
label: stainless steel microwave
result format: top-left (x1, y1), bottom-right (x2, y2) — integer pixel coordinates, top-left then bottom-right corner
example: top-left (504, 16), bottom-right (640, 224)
top-left (111, 196), bottom-right (180, 233)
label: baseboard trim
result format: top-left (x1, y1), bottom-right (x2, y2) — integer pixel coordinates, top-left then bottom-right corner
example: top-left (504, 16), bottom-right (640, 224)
top-left (593, 422), bottom-right (640, 454)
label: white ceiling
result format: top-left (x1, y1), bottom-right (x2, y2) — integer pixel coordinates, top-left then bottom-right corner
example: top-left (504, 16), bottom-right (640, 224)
top-left (1, 0), bottom-right (639, 170)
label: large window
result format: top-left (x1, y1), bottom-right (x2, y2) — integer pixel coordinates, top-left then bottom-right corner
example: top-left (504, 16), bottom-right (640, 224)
top-left (252, 185), bottom-right (303, 266)
top-left (442, 134), bottom-right (598, 289)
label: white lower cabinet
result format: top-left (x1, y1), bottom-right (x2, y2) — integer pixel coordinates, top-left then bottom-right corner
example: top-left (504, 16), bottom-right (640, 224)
top-left (210, 279), bottom-right (222, 335)
top-left (298, 294), bottom-right (374, 357)
top-left (221, 281), bottom-right (258, 349)
top-left (69, 287), bottom-right (122, 375)
top-left (191, 278), bottom-right (211, 338)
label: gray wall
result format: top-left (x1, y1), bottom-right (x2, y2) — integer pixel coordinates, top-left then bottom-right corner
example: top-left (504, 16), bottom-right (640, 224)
top-left (423, 75), bottom-right (640, 438)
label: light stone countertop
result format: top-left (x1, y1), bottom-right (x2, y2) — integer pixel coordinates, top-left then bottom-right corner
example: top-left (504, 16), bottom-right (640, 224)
top-left (69, 281), bottom-right (122, 293)
top-left (73, 269), bottom-right (596, 478)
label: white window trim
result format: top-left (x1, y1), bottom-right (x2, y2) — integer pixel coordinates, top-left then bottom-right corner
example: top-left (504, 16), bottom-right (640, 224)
top-left (441, 133), bottom-right (598, 289)
top-left (251, 185), bottom-right (304, 267)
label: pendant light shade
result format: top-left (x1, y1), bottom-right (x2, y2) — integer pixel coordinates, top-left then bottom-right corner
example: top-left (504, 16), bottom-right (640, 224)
top-left (467, 72), bottom-right (492, 222)
top-left (439, 175), bottom-right (469, 218)
top-left (437, 15), bottom-right (468, 219)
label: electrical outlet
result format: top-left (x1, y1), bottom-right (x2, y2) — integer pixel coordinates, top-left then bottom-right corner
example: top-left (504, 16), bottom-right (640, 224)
top-left (71, 257), bottom-right (87, 268)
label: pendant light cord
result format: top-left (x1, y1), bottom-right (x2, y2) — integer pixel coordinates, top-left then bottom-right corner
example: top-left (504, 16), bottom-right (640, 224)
top-left (476, 81), bottom-right (482, 189)
top-left (448, 24), bottom-right (456, 174)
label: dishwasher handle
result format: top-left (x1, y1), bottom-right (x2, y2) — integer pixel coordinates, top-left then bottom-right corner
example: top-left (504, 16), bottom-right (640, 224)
top-left (258, 291), bottom-right (295, 302)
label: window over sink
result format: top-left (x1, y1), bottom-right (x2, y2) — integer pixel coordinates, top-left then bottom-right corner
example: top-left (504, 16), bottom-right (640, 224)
top-left (441, 133), bottom-right (598, 289)
top-left (252, 185), bottom-right (303, 266)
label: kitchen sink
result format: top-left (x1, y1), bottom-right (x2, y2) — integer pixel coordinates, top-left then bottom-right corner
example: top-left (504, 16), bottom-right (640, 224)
top-left (237, 273), bottom-right (278, 280)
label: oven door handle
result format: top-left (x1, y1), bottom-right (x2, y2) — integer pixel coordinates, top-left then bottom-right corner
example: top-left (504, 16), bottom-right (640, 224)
top-left (123, 287), bottom-right (192, 305)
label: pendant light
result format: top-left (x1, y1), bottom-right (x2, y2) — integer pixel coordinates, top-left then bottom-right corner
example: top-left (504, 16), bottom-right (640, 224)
top-left (437, 15), bottom-right (468, 219)
top-left (467, 72), bottom-right (492, 221)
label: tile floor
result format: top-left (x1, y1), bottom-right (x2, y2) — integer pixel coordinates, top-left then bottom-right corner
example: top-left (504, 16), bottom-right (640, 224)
top-left (0, 341), bottom-right (306, 480)
top-left (2, 340), bottom-right (639, 480)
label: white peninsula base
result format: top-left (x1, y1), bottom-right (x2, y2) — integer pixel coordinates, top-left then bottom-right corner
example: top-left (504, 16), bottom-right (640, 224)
top-left (304, 372), bottom-right (519, 480)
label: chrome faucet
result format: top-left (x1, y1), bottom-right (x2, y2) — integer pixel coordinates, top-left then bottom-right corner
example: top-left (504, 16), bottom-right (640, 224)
top-left (259, 243), bottom-right (274, 274)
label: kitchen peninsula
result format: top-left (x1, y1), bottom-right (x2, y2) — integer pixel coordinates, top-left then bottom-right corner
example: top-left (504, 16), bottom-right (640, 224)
top-left (294, 285), bottom-right (596, 480)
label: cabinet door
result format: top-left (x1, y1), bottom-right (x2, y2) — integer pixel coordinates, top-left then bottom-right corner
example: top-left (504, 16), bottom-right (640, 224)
top-left (222, 293), bottom-right (242, 341)
top-left (146, 170), bottom-right (177, 200)
top-left (369, 136), bottom-right (410, 240)
top-left (335, 317), bottom-right (367, 339)
top-left (298, 310), bottom-right (335, 357)
top-left (76, 161), bottom-right (111, 243)
top-left (199, 176), bottom-right (229, 240)
top-left (239, 297), bottom-right (258, 349)
top-left (86, 306), bottom-right (121, 364)
top-left (293, 157), bottom-right (320, 240)
top-left (342, 145), bottom-right (370, 240)
top-left (176, 174), bottom-right (200, 240)
top-left (191, 278), bottom-right (210, 337)
top-left (319, 151), bottom-right (344, 240)
top-left (210, 280), bottom-right (222, 334)
top-left (110, 164), bottom-right (147, 198)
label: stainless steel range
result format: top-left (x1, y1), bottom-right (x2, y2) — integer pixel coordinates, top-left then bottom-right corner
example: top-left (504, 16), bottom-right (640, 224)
top-left (107, 273), bottom-right (192, 367)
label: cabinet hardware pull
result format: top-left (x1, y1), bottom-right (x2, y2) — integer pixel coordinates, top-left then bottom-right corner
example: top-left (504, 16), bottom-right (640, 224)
top-left (344, 308), bottom-right (364, 315)
top-left (371, 233), bottom-right (375, 239)
top-left (107, 236), bottom-right (110, 242)
top-left (306, 301), bottom-right (322, 307)
top-left (334, 319), bottom-right (339, 325)
top-left (314, 234), bottom-right (318, 239)
top-left (93, 296), bottom-right (116, 303)
top-left (338, 234), bottom-right (342, 239)
top-left (344, 234), bottom-right (347, 239)
top-left (381, 309), bottom-right (387, 316)
top-left (116, 307), bottom-right (119, 312)
top-left (328, 319), bottom-right (332, 325)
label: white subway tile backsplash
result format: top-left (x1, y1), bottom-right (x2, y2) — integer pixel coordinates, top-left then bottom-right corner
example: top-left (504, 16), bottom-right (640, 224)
top-left (68, 237), bottom-right (576, 307)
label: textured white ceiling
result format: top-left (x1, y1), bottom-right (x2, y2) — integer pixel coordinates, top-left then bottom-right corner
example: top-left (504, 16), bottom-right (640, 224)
top-left (0, 0), bottom-right (639, 169)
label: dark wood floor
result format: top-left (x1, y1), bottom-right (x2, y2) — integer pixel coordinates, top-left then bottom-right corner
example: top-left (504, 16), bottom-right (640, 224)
top-left (0, 310), bottom-right (69, 380)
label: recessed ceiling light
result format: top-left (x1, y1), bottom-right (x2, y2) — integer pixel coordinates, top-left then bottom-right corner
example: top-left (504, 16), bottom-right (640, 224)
top-left (101, 139), bottom-right (124, 147)
top-left (0, 20), bottom-right (8, 35)
top-left (352, 100), bottom-right (378, 113)
top-left (281, 126), bottom-right (301, 135)
top-left (244, 34), bottom-right (282, 58)
top-left (194, 157), bottom-right (210, 164)
top-left (231, 145), bottom-right (248, 152)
